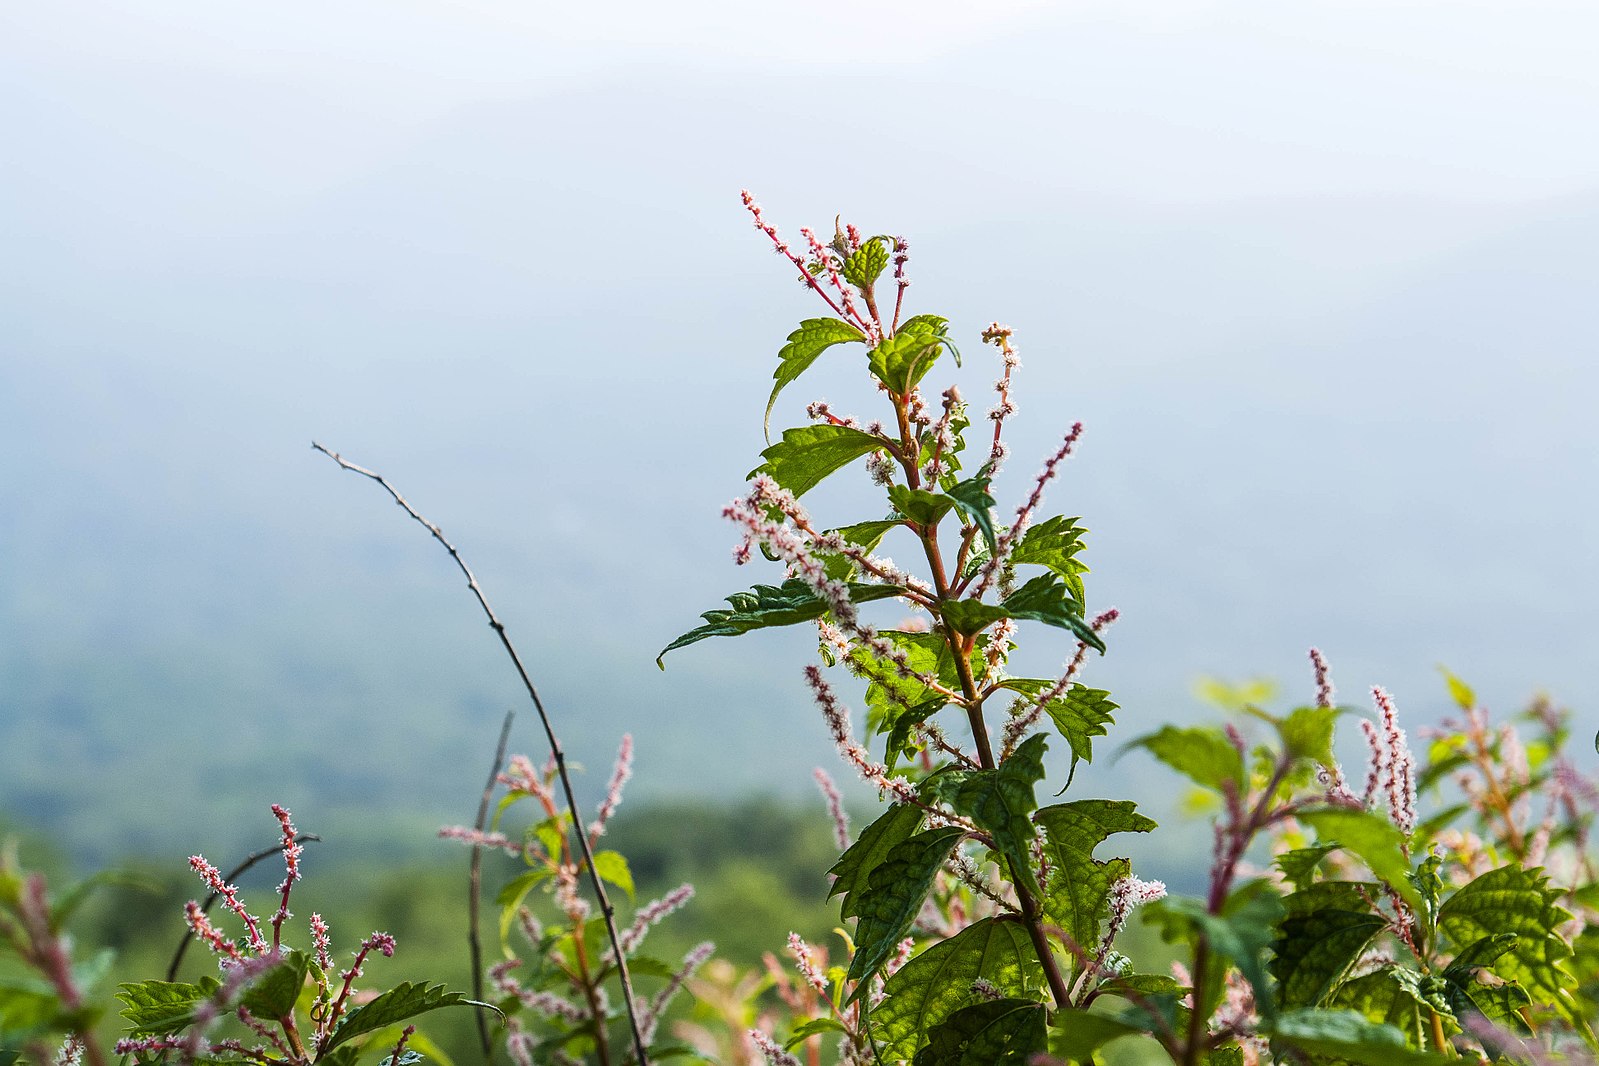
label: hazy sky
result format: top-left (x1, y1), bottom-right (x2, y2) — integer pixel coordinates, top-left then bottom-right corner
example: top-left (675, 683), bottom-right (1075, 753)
top-left (3, 1), bottom-right (1596, 862)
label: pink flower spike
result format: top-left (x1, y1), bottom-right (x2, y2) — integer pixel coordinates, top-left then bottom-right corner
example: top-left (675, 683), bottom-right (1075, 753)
top-left (270, 804), bottom-right (302, 951)
top-left (813, 767), bottom-right (850, 849)
top-left (589, 733), bottom-right (634, 842)
top-left (750, 1029), bottom-right (802, 1066)
top-left (1308, 648), bottom-right (1335, 709)
top-left (188, 855), bottom-right (266, 955)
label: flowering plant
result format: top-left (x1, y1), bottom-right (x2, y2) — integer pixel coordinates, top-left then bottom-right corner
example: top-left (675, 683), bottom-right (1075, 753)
top-left (657, 196), bottom-right (1599, 1065)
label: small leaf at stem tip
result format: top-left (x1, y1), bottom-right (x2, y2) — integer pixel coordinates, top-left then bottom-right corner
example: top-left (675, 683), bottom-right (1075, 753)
top-left (841, 238), bottom-right (890, 290)
top-left (765, 318), bottom-right (867, 442)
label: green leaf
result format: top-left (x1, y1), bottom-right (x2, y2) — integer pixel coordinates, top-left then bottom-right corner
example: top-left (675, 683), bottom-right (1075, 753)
top-left (590, 851), bottom-right (633, 902)
top-left (924, 735), bottom-right (1048, 899)
top-left (1274, 845), bottom-right (1340, 891)
top-left (1441, 669), bottom-right (1476, 711)
top-left (496, 869), bottom-right (552, 944)
top-left (1001, 576), bottom-right (1102, 650)
top-left (869, 323), bottom-right (948, 394)
top-left (785, 1016), bottom-right (847, 1050)
top-left (1269, 1007), bottom-right (1456, 1065)
top-left (1328, 967), bottom-right (1426, 1037)
top-left (842, 239), bottom-right (890, 290)
top-left (116, 977), bottom-right (220, 1036)
top-left (1440, 935), bottom-right (1532, 1022)
top-left (1033, 799), bottom-right (1156, 955)
top-left (239, 950), bottom-right (310, 1018)
top-left (888, 485), bottom-right (956, 528)
top-left (1271, 883), bottom-right (1386, 1009)
top-left (1131, 726), bottom-right (1244, 793)
top-left (657, 578), bottom-right (904, 666)
top-left (1047, 1009), bottom-right (1148, 1061)
top-left (1298, 808), bottom-right (1422, 911)
top-left (945, 475), bottom-right (997, 557)
top-left (326, 983), bottom-right (489, 1052)
top-left (1152, 891), bottom-right (1284, 1022)
top-left (939, 576), bottom-right (1101, 651)
top-left (1007, 516), bottom-right (1089, 606)
top-left (846, 827), bottom-right (967, 995)
top-left (913, 998), bottom-right (1046, 1066)
top-left (848, 629), bottom-right (973, 768)
top-left (829, 804), bottom-right (924, 920)
top-left (1437, 864), bottom-right (1582, 1027)
top-left (1277, 706), bottom-right (1338, 766)
top-left (751, 424), bottom-right (887, 498)
top-left (765, 318), bottom-right (867, 440)
top-left (996, 680), bottom-right (1117, 785)
top-left (875, 918), bottom-right (1045, 1064)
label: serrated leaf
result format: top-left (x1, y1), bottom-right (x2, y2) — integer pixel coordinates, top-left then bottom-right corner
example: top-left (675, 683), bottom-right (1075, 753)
top-left (1269, 1007), bottom-right (1456, 1065)
top-left (1131, 726), bottom-right (1245, 793)
top-left (842, 239), bottom-right (890, 290)
top-left (1271, 884), bottom-right (1385, 1009)
top-left (939, 576), bottom-right (1101, 650)
top-left (912, 998), bottom-right (1046, 1066)
top-left (591, 850), bottom-right (633, 902)
top-left (1047, 1008), bottom-right (1148, 1061)
top-left (945, 476), bottom-right (997, 557)
top-left (326, 983), bottom-right (486, 1052)
top-left (1152, 891), bottom-right (1284, 1022)
top-left (239, 950), bottom-right (310, 1018)
top-left (888, 485), bottom-right (956, 528)
top-left (1033, 799), bottom-right (1156, 954)
top-left (1001, 576), bottom-right (1102, 650)
top-left (751, 424), bottom-right (887, 498)
top-left (925, 735), bottom-right (1048, 900)
top-left (765, 318), bottom-right (866, 439)
top-left (869, 325), bottom-right (947, 395)
top-left (657, 578), bottom-right (904, 666)
top-left (1007, 516), bottom-right (1089, 606)
top-left (1437, 864), bottom-right (1582, 1028)
top-left (1298, 809), bottom-right (1422, 911)
top-left (1439, 938), bottom-right (1531, 1022)
top-left (996, 680), bottom-right (1117, 785)
top-left (1274, 845), bottom-right (1340, 891)
top-left (846, 827), bottom-right (967, 995)
top-left (116, 978), bottom-right (220, 1036)
top-left (1328, 967), bottom-right (1426, 1036)
top-left (829, 804), bottom-right (924, 919)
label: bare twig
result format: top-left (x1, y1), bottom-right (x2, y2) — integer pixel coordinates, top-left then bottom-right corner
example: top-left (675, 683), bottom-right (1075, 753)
top-left (166, 834), bottom-right (321, 981)
top-left (470, 710), bottom-right (515, 1056)
top-left (312, 442), bottom-right (653, 1066)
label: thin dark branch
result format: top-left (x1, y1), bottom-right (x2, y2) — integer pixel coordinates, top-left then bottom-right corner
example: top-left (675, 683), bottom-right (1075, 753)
top-left (470, 710), bottom-right (515, 1058)
top-left (312, 442), bottom-right (653, 1066)
top-left (166, 834), bottom-right (321, 981)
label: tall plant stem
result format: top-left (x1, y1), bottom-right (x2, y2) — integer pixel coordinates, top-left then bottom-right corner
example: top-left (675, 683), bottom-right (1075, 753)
top-left (469, 710), bottom-right (515, 1057)
top-left (313, 443), bottom-right (652, 1066)
top-left (914, 517), bottom-right (1071, 1009)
